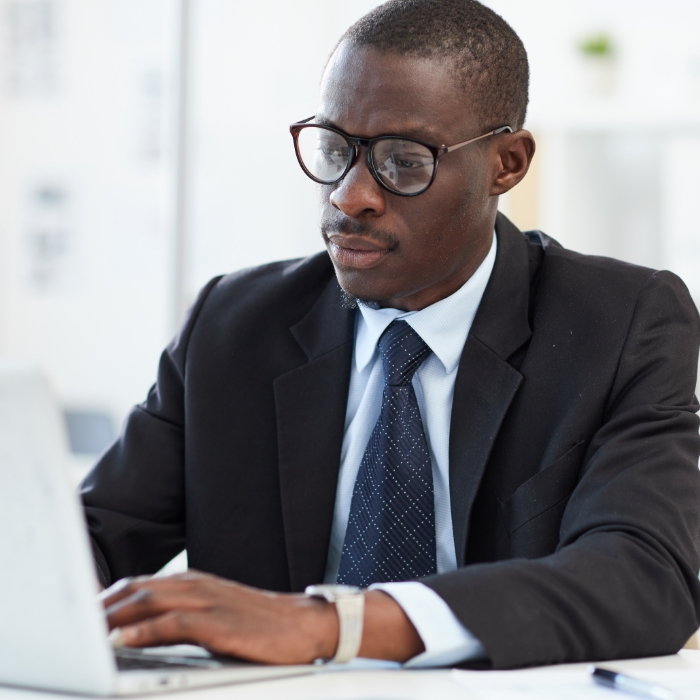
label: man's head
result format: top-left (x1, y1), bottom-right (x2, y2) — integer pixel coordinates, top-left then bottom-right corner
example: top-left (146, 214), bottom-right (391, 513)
top-left (310, 0), bottom-right (535, 310)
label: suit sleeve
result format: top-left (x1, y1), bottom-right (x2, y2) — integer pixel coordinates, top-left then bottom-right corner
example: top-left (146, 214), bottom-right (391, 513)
top-left (80, 277), bottom-right (222, 587)
top-left (424, 270), bottom-right (700, 668)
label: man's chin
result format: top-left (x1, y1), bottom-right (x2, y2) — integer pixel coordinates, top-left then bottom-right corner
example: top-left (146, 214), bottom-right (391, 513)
top-left (334, 269), bottom-right (388, 309)
top-left (334, 265), bottom-right (416, 310)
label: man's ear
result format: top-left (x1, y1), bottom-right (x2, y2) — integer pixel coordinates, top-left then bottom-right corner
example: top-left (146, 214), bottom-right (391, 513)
top-left (490, 130), bottom-right (536, 196)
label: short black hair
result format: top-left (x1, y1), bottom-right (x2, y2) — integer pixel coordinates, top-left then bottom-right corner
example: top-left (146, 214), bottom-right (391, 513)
top-left (340, 0), bottom-right (529, 131)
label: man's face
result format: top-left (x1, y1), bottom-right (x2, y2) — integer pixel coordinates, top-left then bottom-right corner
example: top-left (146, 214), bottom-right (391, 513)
top-left (316, 42), bottom-right (502, 311)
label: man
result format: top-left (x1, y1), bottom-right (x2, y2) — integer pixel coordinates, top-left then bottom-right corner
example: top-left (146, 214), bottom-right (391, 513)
top-left (86, 0), bottom-right (700, 670)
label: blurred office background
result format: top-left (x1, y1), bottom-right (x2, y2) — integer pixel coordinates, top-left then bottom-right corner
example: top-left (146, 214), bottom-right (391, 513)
top-left (0, 0), bottom-right (699, 479)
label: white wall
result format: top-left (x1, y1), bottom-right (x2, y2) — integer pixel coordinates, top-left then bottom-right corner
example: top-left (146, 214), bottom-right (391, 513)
top-left (489, 0), bottom-right (700, 302)
top-left (0, 0), bottom-right (178, 423)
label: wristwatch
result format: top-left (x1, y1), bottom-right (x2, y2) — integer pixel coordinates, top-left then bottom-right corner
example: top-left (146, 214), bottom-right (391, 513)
top-left (305, 584), bottom-right (364, 663)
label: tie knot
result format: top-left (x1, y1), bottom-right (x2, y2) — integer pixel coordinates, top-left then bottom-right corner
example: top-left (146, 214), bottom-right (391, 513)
top-left (378, 320), bottom-right (431, 386)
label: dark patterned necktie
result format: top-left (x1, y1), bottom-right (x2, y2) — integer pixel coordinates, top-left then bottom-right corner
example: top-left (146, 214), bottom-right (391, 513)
top-left (337, 320), bottom-right (437, 586)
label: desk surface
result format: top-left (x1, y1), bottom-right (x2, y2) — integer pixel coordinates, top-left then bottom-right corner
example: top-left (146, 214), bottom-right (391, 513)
top-left (2, 650), bottom-right (699, 700)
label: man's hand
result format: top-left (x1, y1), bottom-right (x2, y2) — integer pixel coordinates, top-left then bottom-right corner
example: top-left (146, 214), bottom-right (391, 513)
top-left (101, 570), bottom-right (424, 665)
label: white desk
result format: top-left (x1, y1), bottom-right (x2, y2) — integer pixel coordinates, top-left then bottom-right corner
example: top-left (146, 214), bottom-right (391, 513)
top-left (2, 651), bottom-right (699, 700)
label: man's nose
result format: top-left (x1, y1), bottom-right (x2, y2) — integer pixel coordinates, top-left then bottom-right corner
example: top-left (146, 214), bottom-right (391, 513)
top-left (329, 148), bottom-right (386, 218)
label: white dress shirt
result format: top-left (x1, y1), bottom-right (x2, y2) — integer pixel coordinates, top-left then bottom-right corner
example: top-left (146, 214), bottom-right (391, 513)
top-left (324, 232), bottom-right (497, 666)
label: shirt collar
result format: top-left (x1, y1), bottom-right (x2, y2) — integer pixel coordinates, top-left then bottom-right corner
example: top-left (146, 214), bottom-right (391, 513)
top-left (354, 231), bottom-right (497, 375)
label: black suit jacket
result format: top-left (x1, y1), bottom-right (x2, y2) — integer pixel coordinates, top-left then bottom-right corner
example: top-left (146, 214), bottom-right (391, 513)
top-left (82, 213), bottom-right (700, 668)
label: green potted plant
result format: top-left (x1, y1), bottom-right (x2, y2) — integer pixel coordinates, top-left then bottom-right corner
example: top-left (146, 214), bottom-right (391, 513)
top-left (578, 32), bottom-right (616, 98)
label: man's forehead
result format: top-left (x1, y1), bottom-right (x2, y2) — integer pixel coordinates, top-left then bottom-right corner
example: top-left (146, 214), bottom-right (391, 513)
top-left (321, 43), bottom-right (455, 102)
top-left (318, 43), bottom-right (477, 141)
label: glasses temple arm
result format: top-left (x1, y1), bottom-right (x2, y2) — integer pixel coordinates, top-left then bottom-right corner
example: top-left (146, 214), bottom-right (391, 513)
top-left (442, 125), bottom-right (513, 154)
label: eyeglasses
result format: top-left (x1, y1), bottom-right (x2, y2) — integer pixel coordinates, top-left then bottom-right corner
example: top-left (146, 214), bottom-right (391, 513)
top-left (289, 116), bottom-right (512, 197)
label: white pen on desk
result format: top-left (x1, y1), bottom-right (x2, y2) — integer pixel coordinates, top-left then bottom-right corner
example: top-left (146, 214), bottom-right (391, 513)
top-left (590, 666), bottom-right (677, 700)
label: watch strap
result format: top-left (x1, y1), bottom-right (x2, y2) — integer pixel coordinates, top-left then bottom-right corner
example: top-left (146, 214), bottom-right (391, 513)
top-left (333, 592), bottom-right (364, 663)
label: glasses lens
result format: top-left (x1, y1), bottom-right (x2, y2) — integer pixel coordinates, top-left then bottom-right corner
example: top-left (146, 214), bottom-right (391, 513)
top-left (372, 139), bottom-right (435, 194)
top-left (296, 126), bottom-right (351, 183)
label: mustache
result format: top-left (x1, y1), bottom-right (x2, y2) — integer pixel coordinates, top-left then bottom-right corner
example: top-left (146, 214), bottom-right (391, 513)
top-left (320, 213), bottom-right (400, 249)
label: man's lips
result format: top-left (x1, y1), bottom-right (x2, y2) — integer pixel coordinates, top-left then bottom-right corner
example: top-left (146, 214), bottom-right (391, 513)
top-left (326, 234), bottom-right (391, 269)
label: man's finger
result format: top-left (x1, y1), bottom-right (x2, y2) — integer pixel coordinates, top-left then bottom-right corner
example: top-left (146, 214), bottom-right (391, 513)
top-left (105, 586), bottom-right (211, 629)
top-left (98, 576), bottom-right (137, 605)
top-left (100, 572), bottom-right (211, 609)
top-left (99, 576), bottom-right (172, 607)
top-left (113, 612), bottom-right (197, 649)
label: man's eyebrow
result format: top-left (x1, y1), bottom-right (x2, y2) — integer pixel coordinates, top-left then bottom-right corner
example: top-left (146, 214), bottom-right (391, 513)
top-left (312, 116), bottom-right (443, 143)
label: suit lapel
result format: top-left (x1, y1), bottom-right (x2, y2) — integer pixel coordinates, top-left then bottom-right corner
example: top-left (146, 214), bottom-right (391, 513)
top-left (274, 277), bottom-right (355, 591)
top-left (450, 214), bottom-right (533, 562)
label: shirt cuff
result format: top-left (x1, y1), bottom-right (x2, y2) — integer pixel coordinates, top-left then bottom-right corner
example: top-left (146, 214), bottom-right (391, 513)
top-left (369, 581), bottom-right (486, 667)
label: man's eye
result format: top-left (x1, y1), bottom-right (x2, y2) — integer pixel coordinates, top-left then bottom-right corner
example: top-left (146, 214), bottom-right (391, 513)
top-left (320, 146), bottom-right (346, 159)
top-left (393, 156), bottom-right (428, 169)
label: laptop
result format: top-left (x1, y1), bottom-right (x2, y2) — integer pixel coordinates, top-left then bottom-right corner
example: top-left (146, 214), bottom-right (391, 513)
top-left (0, 361), bottom-right (319, 695)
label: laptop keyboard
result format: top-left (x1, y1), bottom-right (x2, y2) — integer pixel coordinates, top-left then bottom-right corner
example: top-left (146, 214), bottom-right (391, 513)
top-left (115, 648), bottom-right (224, 672)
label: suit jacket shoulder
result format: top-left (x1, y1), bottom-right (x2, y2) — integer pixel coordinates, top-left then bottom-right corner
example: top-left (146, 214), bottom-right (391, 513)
top-left (200, 252), bottom-right (336, 327)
